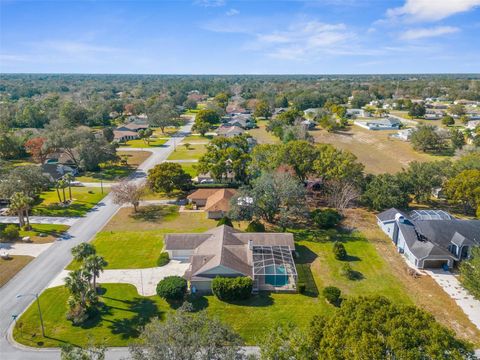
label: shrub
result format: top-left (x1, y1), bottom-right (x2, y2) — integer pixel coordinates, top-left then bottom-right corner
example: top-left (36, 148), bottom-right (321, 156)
top-left (2, 224), bottom-right (19, 242)
top-left (245, 220), bottom-right (265, 232)
top-left (157, 252), bottom-right (170, 267)
top-left (311, 208), bottom-right (342, 229)
top-left (217, 216), bottom-right (233, 227)
top-left (156, 276), bottom-right (187, 301)
top-left (212, 276), bottom-right (253, 301)
top-left (341, 263), bottom-right (355, 280)
top-left (298, 282), bottom-right (306, 294)
top-left (323, 286), bottom-right (341, 305)
top-left (333, 242), bottom-right (347, 260)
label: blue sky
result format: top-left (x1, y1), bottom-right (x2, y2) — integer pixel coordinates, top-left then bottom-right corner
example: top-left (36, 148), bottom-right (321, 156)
top-left (1, 0), bottom-right (479, 74)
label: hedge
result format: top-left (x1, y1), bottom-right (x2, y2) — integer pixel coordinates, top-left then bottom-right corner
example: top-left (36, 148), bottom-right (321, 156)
top-left (211, 276), bottom-right (253, 301)
top-left (156, 276), bottom-right (187, 301)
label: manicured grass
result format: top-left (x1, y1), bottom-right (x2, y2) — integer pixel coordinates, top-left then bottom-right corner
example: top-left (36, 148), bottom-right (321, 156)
top-left (310, 125), bottom-right (449, 174)
top-left (180, 162), bottom-right (198, 177)
top-left (122, 138), bottom-right (167, 148)
top-left (167, 144), bottom-right (206, 161)
top-left (32, 187), bottom-right (110, 217)
top-left (68, 206), bottom-right (217, 269)
top-left (0, 255), bottom-right (33, 287)
top-left (13, 284), bottom-right (172, 348)
top-left (247, 120), bottom-right (279, 144)
top-left (181, 134), bottom-right (212, 143)
top-left (18, 224), bottom-right (69, 243)
top-left (75, 151), bottom-right (151, 183)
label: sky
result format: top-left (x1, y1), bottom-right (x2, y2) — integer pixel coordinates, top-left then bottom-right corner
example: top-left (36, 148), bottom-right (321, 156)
top-left (1, 0), bottom-right (480, 74)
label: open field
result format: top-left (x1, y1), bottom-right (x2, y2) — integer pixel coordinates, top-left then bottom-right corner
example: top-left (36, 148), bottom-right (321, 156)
top-left (122, 138), bottom-right (167, 148)
top-left (180, 134), bottom-right (212, 143)
top-left (0, 255), bottom-right (33, 287)
top-left (167, 143), bottom-right (206, 161)
top-left (32, 187), bottom-right (110, 217)
top-left (180, 162), bottom-right (198, 177)
top-left (75, 151), bottom-right (151, 183)
top-left (310, 125), bottom-right (449, 174)
top-left (248, 120), bottom-right (279, 144)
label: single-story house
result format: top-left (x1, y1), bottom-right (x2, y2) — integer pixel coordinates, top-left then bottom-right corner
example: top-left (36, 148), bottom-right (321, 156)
top-left (187, 188), bottom-right (237, 219)
top-left (113, 129), bottom-right (140, 142)
top-left (194, 171), bottom-right (235, 184)
top-left (216, 125), bottom-right (245, 137)
top-left (164, 225), bottom-right (297, 293)
top-left (347, 108), bottom-right (370, 118)
top-left (391, 128), bottom-right (413, 141)
top-left (354, 117), bottom-right (402, 130)
top-left (121, 122), bottom-right (149, 132)
top-left (273, 107), bottom-right (288, 116)
top-left (41, 163), bottom-right (77, 182)
top-left (301, 119), bottom-right (316, 130)
top-left (377, 208), bottom-right (480, 269)
top-left (466, 120), bottom-right (480, 130)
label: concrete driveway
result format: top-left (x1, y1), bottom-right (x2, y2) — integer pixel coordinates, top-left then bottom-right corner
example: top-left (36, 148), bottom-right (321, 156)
top-left (48, 260), bottom-right (190, 296)
top-left (0, 243), bottom-right (52, 257)
top-left (425, 269), bottom-right (480, 330)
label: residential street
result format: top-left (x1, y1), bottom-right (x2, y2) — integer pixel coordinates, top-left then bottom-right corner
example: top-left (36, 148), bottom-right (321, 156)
top-left (0, 121), bottom-right (193, 360)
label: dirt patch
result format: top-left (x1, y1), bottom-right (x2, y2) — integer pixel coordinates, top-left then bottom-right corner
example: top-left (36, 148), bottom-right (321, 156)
top-left (0, 255), bottom-right (33, 287)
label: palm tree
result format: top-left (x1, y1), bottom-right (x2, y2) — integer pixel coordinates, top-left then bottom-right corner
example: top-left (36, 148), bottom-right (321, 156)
top-left (58, 179), bottom-right (67, 203)
top-left (84, 255), bottom-right (108, 292)
top-left (63, 173), bottom-right (74, 200)
top-left (55, 180), bottom-right (63, 203)
top-left (64, 269), bottom-right (93, 310)
top-left (71, 243), bottom-right (96, 262)
top-left (9, 192), bottom-right (33, 230)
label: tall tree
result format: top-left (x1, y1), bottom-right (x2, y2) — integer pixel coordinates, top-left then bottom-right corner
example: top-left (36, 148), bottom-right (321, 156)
top-left (84, 255), bottom-right (108, 292)
top-left (111, 181), bottom-right (144, 212)
top-left (444, 169), bottom-right (480, 215)
top-left (254, 100), bottom-right (272, 119)
top-left (24, 137), bottom-right (51, 164)
top-left (147, 163), bottom-right (191, 194)
top-left (9, 192), bottom-right (33, 229)
top-left (362, 174), bottom-right (410, 211)
top-left (460, 247), bottom-right (480, 300)
top-left (147, 100), bottom-right (180, 134)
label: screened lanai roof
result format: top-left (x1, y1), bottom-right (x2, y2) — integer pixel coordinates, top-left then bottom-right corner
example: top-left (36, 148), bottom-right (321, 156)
top-left (252, 245), bottom-right (297, 276)
top-left (410, 209), bottom-right (453, 221)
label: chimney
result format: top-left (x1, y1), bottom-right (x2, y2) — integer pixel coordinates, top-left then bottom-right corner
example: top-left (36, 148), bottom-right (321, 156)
top-left (248, 239), bottom-right (253, 250)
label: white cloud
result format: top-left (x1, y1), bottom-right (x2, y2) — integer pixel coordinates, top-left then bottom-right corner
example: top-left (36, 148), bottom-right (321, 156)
top-left (35, 41), bottom-right (119, 56)
top-left (387, 0), bottom-right (480, 21)
top-left (194, 0), bottom-right (225, 7)
top-left (251, 21), bottom-right (354, 60)
top-left (226, 8), bottom-right (239, 16)
top-left (400, 26), bottom-right (460, 40)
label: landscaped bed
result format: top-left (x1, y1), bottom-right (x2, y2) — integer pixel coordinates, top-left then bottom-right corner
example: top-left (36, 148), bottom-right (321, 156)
top-left (0, 255), bottom-right (33, 287)
top-left (32, 187), bottom-right (110, 217)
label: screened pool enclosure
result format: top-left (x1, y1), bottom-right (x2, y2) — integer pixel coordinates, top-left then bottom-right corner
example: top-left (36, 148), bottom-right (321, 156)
top-left (252, 245), bottom-right (297, 291)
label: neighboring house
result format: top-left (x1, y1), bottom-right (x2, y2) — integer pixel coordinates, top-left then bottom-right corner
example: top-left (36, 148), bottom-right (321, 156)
top-left (391, 128), bottom-right (413, 141)
top-left (354, 117), bottom-right (402, 130)
top-left (424, 110), bottom-right (444, 120)
top-left (113, 129), bottom-right (140, 142)
top-left (466, 120), bottom-right (480, 130)
top-left (121, 122), bottom-right (149, 132)
top-left (165, 225), bottom-right (297, 293)
top-left (347, 108), bottom-right (370, 118)
top-left (377, 208), bottom-right (480, 269)
top-left (273, 107), bottom-right (288, 116)
top-left (194, 171), bottom-right (235, 184)
top-left (187, 188), bottom-right (237, 219)
top-left (41, 163), bottom-right (77, 182)
top-left (216, 125), bottom-right (245, 137)
top-left (301, 119), bottom-right (316, 130)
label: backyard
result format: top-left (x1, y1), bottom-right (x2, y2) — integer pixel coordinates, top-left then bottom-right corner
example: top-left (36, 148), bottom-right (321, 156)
top-left (32, 187), bottom-right (110, 217)
top-left (247, 120), bottom-right (279, 144)
top-left (310, 125), bottom-right (449, 174)
top-left (75, 151), bottom-right (151, 183)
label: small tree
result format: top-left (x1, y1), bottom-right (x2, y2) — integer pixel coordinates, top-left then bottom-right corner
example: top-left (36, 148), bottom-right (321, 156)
top-left (156, 276), bottom-right (187, 301)
top-left (192, 120), bottom-right (210, 136)
top-left (322, 286), bottom-right (341, 305)
top-left (84, 254), bottom-right (108, 292)
top-left (2, 224), bottom-right (19, 242)
top-left (217, 216), bottom-right (233, 227)
top-left (333, 242), bottom-right (347, 260)
top-left (111, 181), bottom-right (143, 212)
top-left (311, 208), bottom-right (342, 229)
top-left (72, 243), bottom-right (97, 262)
top-left (441, 115), bottom-right (455, 126)
top-left (102, 127), bottom-right (114, 142)
top-left (9, 192), bottom-right (33, 229)
top-left (340, 263), bottom-right (356, 280)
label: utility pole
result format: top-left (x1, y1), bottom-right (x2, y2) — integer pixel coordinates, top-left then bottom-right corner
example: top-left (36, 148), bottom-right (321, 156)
top-left (16, 293), bottom-right (45, 337)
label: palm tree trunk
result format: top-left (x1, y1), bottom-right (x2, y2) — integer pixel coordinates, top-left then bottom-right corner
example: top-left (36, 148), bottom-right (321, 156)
top-left (93, 275), bottom-right (97, 292)
top-left (56, 187), bottom-right (62, 203)
top-left (18, 210), bottom-right (24, 227)
top-left (62, 187), bottom-right (66, 203)
top-left (25, 209), bottom-right (30, 230)
top-left (68, 184), bottom-right (72, 200)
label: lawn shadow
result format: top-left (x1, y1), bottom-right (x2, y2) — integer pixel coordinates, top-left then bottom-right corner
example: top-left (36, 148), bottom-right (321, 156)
top-left (108, 297), bottom-right (162, 339)
top-left (130, 205), bottom-right (179, 222)
top-left (344, 254), bottom-right (361, 262)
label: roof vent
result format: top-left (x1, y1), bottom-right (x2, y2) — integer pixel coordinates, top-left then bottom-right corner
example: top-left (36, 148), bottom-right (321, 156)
top-left (395, 213), bottom-right (405, 223)
top-left (248, 239), bottom-right (253, 250)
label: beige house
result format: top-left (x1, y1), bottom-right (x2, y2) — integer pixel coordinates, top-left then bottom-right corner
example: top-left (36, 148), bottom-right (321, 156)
top-left (164, 225), bottom-right (297, 293)
top-left (187, 188), bottom-right (237, 219)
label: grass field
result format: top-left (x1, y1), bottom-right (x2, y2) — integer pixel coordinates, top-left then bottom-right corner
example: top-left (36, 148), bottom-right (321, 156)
top-left (180, 162), bottom-right (198, 177)
top-left (75, 151), bottom-right (151, 183)
top-left (68, 206), bottom-right (217, 269)
top-left (32, 187), bottom-right (110, 217)
top-left (310, 125), bottom-right (449, 174)
top-left (122, 138), bottom-right (167, 148)
top-left (167, 144), bottom-right (207, 161)
top-left (180, 134), bottom-right (212, 143)
top-left (247, 120), bottom-right (279, 144)
top-left (18, 224), bottom-right (69, 243)
top-left (0, 255), bottom-right (33, 287)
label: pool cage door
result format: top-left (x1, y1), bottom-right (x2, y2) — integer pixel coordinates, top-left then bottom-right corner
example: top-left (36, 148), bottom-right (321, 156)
top-left (252, 245), bottom-right (297, 291)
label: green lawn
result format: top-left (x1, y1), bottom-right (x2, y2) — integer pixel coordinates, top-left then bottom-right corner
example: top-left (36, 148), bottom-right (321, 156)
top-left (68, 206), bottom-right (217, 269)
top-left (167, 144), bottom-right (206, 161)
top-left (18, 224), bottom-right (69, 243)
top-left (122, 138), bottom-right (167, 148)
top-left (32, 187), bottom-right (110, 217)
top-left (247, 120), bottom-right (279, 144)
top-left (180, 162), bottom-right (198, 177)
top-left (181, 134), bottom-right (212, 143)
top-left (75, 151), bottom-right (151, 183)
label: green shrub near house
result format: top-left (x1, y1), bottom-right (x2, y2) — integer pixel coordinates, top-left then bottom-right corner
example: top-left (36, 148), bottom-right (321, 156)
top-left (156, 276), bottom-right (187, 301)
top-left (323, 286), bottom-right (341, 305)
top-left (212, 276), bottom-right (253, 301)
top-left (157, 252), bottom-right (170, 267)
top-left (1, 224), bottom-right (19, 242)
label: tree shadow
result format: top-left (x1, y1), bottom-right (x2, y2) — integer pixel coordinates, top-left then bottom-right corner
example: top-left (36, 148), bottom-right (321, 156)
top-left (130, 205), bottom-right (178, 222)
top-left (344, 254), bottom-right (361, 262)
top-left (107, 297), bottom-right (162, 339)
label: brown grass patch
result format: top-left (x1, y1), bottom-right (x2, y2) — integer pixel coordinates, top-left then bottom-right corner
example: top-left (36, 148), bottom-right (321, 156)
top-left (0, 255), bottom-right (33, 287)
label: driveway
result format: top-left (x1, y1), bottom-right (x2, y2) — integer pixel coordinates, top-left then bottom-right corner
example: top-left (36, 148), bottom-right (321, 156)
top-left (425, 269), bottom-right (480, 330)
top-left (0, 243), bottom-right (53, 258)
top-left (49, 260), bottom-right (190, 296)
top-left (0, 216), bottom-right (79, 226)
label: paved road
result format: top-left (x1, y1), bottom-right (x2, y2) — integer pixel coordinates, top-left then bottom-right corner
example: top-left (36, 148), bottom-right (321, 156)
top-left (0, 121), bottom-right (193, 360)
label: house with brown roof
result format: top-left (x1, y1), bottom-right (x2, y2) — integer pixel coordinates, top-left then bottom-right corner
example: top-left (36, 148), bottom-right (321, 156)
top-left (216, 125), bottom-right (245, 138)
top-left (187, 188), bottom-right (237, 219)
top-left (113, 129), bottom-right (140, 142)
top-left (164, 225), bottom-right (297, 293)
